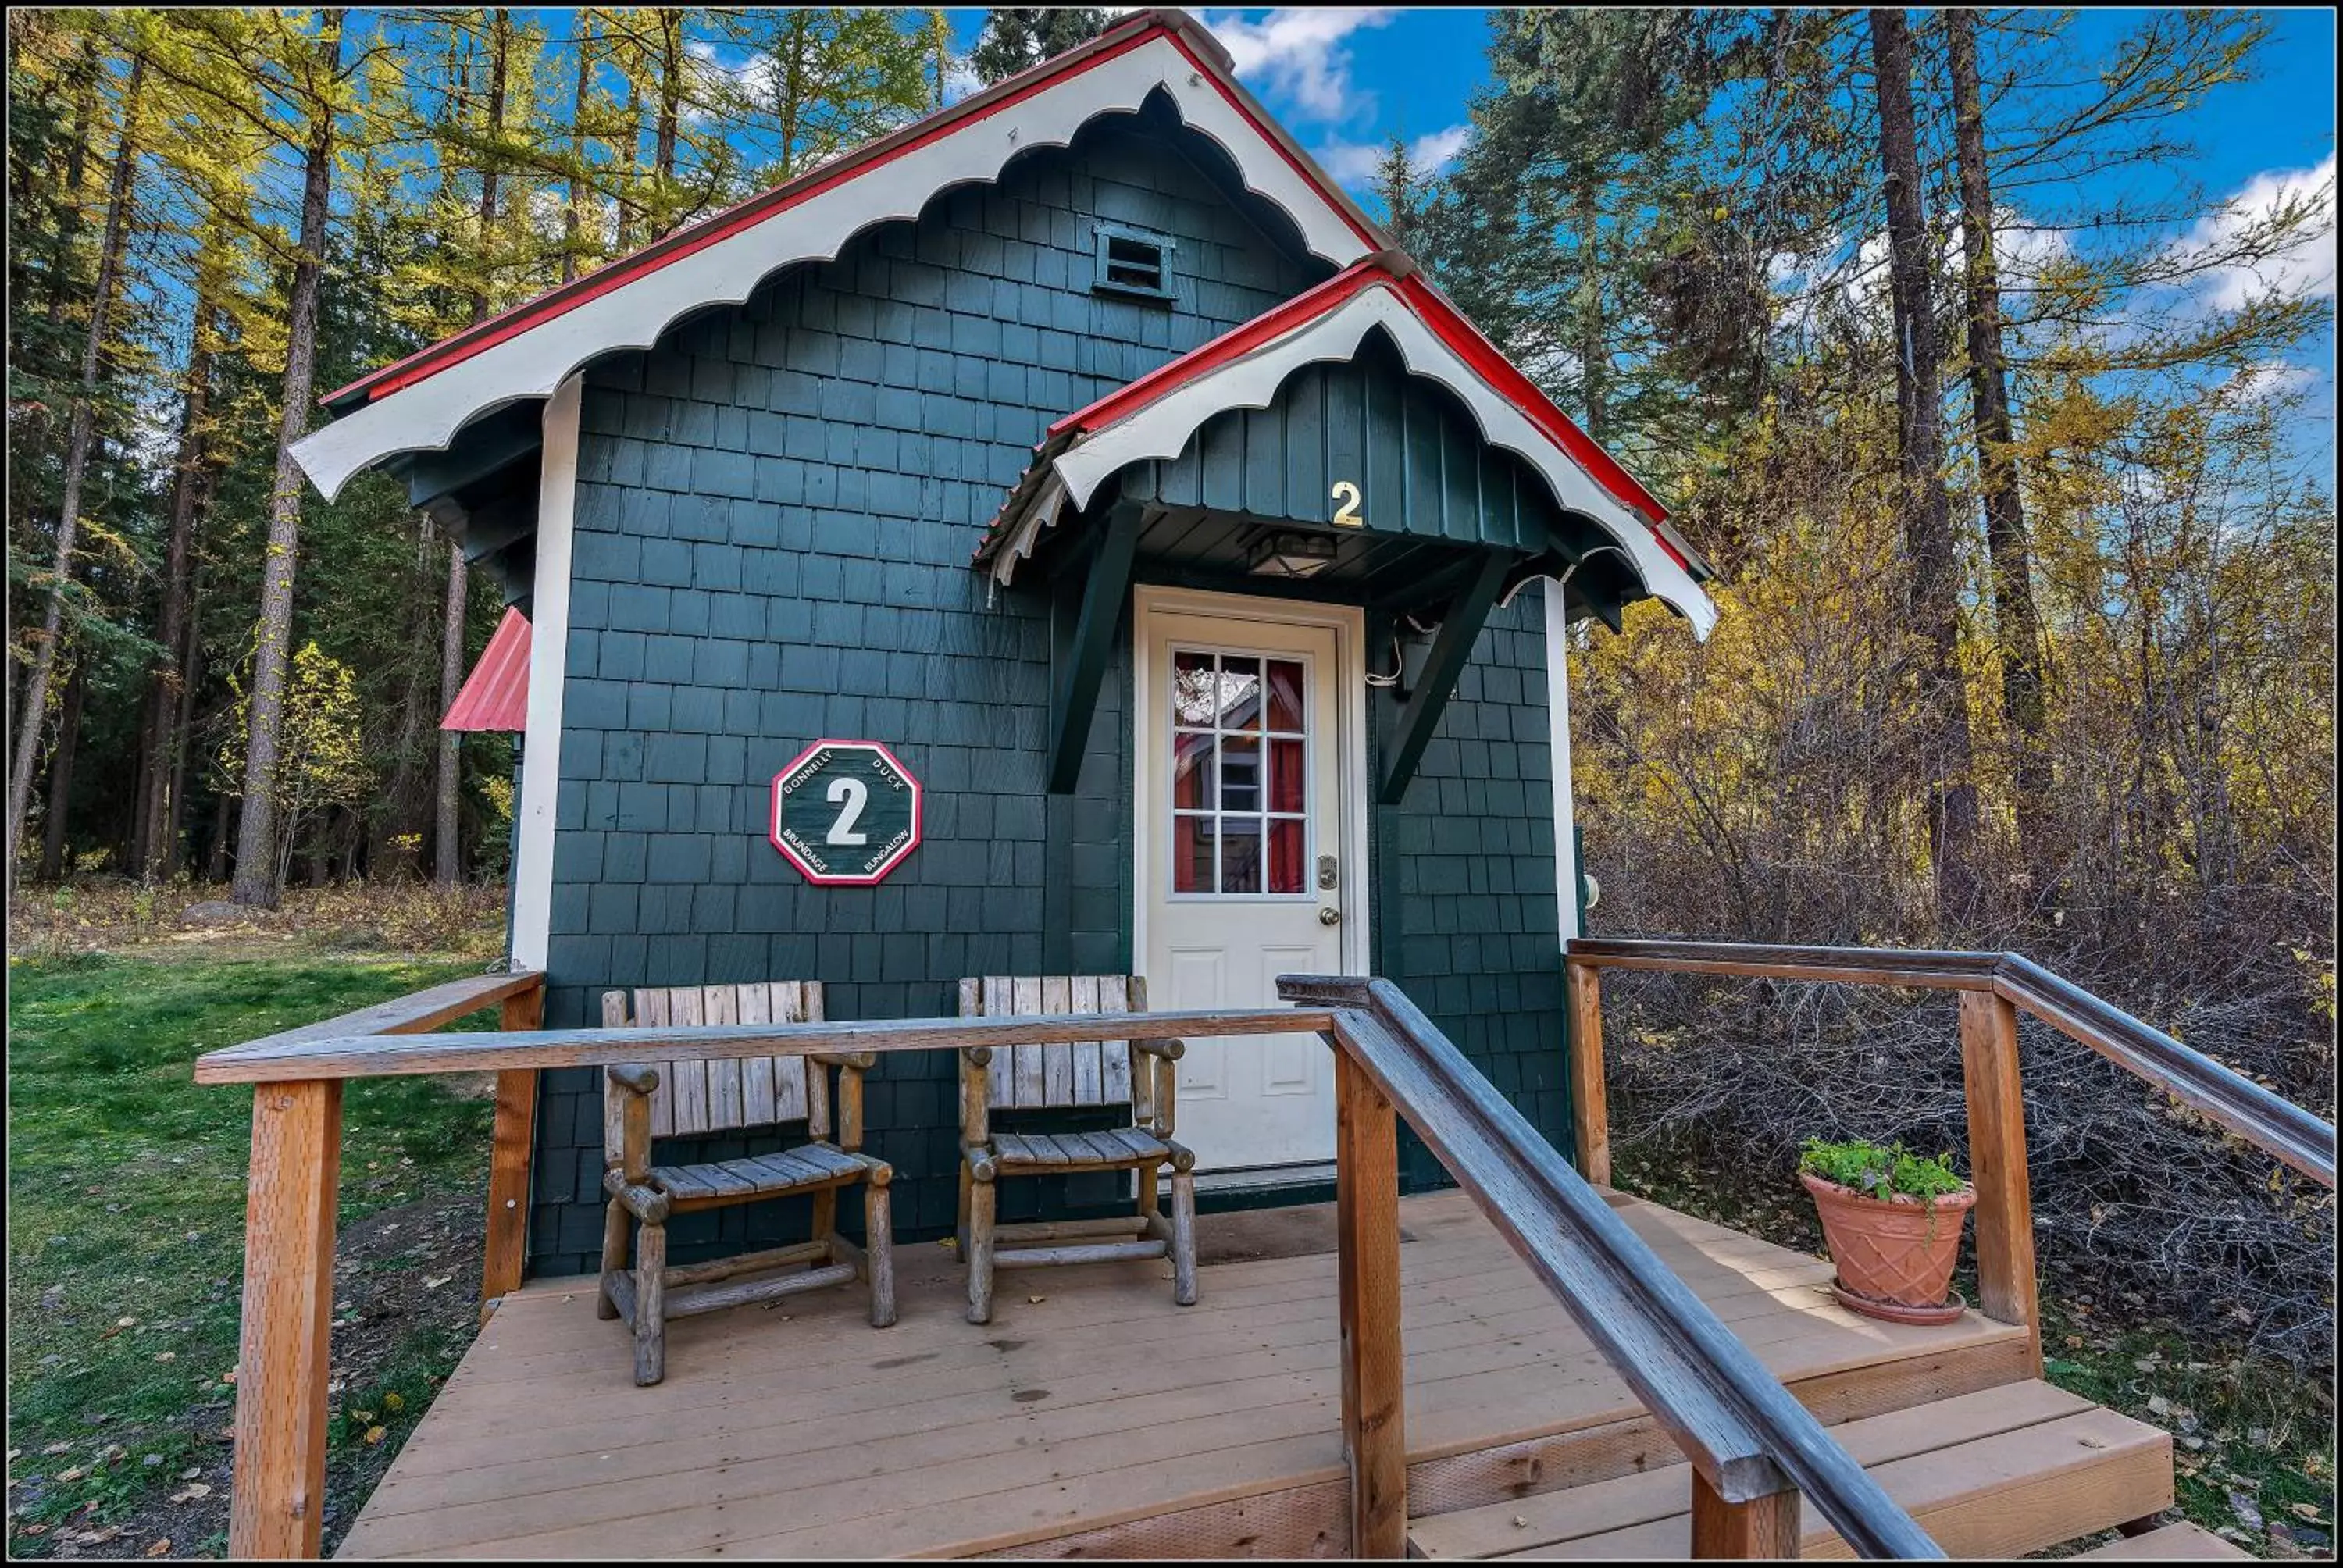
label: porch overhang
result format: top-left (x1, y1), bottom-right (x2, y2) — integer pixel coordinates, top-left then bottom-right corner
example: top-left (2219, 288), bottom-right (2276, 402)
top-left (975, 254), bottom-right (1717, 639)
top-left (979, 255), bottom-right (1717, 799)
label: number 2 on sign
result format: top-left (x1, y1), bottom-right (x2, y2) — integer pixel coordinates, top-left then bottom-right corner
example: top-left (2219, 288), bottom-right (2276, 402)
top-left (826, 776), bottom-right (869, 845)
top-left (1330, 479), bottom-right (1364, 527)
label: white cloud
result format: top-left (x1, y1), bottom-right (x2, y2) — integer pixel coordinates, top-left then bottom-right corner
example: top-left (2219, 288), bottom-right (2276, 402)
top-left (1311, 123), bottom-right (1471, 191)
top-left (2227, 358), bottom-right (2320, 404)
top-left (1206, 8), bottom-right (1396, 124)
top-left (2174, 152), bottom-right (2336, 311)
top-left (941, 54), bottom-right (985, 106)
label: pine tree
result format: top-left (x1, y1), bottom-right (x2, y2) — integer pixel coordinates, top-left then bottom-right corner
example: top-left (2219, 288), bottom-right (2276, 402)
top-left (1871, 7), bottom-right (1981, 931)
top-left (968, 9), bottom-right (1110, 87)
top-left (230, 9), bottom-right (348, 908)
top-left (7, 33), bottom-right (145, 893)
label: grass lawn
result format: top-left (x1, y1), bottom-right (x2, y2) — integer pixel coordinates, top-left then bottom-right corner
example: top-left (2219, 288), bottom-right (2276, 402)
top-left (6, 947), bottom-right (504, 1559)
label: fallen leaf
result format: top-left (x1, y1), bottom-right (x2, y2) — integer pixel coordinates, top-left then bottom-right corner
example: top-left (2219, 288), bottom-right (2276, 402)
top-left (43, 1442), bottom-right (71, 1456)
top-left (55, 1466), bottom-right (87, 1483)
top-left (147, 1538), bottom-right (173, 1556)
top-left (423, 1274), bottom-right (452, 1290)
top-left (2146, 1394), bottom-right (2171, 1417)
top-left (1027, 1295), bottom-right (1047, 1304)
top-left (364, 1425), bottom-right (387, 1446)
top-left (2292, 1503), bottom-right (2327, 1523)
top-left (169, 1482), bottom-right (211, 1503)
top-left (382, 1392), bottom-right (404, 1413)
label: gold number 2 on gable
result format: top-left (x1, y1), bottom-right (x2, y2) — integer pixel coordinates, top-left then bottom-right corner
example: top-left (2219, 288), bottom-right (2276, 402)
top-left (1329, 479), bottom-right (1364, 528)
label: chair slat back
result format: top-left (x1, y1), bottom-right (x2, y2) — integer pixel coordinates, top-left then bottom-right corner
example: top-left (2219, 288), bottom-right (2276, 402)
top-left (962, 975), bottom-right (1142, 1110)
top-left (601, 982), bottom-right (821, 1144)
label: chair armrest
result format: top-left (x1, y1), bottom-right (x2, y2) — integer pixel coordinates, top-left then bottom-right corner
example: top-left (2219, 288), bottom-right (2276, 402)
top-left (601, 1168), bottom-right (672, 1224)
top-left (1134, 1037), bottom-right (1185, 1061)
top-left (605, 1063), bottom-right (662, 1096)
top-left (822, 1053), bottom-right (870, 1152)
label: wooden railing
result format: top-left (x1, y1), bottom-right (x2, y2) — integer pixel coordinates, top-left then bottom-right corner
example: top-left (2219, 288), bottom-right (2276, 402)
top-left (1278, 975), bottom-right (1939, 1559)
top-left (198, 975), bottom-right (1949, 1559)
top-left (197, 968), bottom-right (544, 1559)
top-left (1564, 938), bottom-right (2341, 1389)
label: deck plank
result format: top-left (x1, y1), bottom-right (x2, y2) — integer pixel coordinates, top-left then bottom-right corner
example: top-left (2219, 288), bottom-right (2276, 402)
top-left (337, 1192), bottom-right (2028, 1560)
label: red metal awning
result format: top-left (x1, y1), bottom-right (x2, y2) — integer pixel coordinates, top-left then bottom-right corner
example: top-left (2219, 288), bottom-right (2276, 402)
top-left (440, 607), bottom-right (530, 732)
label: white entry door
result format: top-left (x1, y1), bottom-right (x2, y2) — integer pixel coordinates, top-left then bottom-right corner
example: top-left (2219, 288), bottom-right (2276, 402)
top-left (1136, 590), bottom-right (1365, 1174)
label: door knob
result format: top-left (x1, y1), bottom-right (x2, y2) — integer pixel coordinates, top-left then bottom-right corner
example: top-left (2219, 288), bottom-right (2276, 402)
top-left (1318, 906), bottom-right (1342, 926)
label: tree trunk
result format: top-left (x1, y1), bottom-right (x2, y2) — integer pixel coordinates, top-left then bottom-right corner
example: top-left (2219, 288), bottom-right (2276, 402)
top-left (1574, 180), bottom-right (1606, 446)
top-left (1870, 8), bottom-right (1981, 932)
top-left (652, 11), bottom-right (680, 237)
top-left (230, 12), bottom-right (344, 910)
top-left (8, 52), bottom-right (144, 896)
top-left (435, 540), bottom-right (469, 884)
top-left (163, 575), bottom-right (205, 878)
top-left (614, 73), bottom-right (642, 253)
top-left (1946, 10), bottom-right (2051, 902)
top-left (563, 10), bottom-right (594, 283)
top-left (137, 293), bottom-right (216, 879)
top-left (206, 786), bottom-right (233, 883)
top-left (472, 7), bottom-right (508, 326)
top-left (38, 664), bottom-right (86, 883)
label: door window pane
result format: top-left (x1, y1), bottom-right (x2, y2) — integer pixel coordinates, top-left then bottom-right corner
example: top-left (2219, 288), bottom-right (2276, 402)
top-left (1268, 818), bottom-right (1305, 893)
top-left (1173, 814), bottom-right (1213, 893)
top-left (1172, 732), bottom-right (1214, 810)
top-left (1172, 650), bottom-right (1218, 725)
top-left (1270, 738), bottom-right (1304, 814)
top-left (1266, 660), bottom-right (1305, 732)
top-left (1168, 646), bottom-right (1314, 898)
top-left (1220, 817), bottom-right (1263, 893)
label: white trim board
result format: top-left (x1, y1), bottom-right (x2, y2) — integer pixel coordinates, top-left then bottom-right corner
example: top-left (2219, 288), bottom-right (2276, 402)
top-left (1545, 579), bottom-right (1582, 945)
top-left (509, 374), bottom-right (582, 973)
top-left (289, 32), bottom-right (1376, 503)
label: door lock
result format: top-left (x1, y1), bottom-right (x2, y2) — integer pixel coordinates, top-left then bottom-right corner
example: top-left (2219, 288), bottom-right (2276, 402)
top-left (1318, 906), bottom-right (1342, 926)
top-left (1317, 855), bottom-right (1338, 890)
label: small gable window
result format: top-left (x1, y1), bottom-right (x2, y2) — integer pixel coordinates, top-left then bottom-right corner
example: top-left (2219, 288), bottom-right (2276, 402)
top-left (1092, 223), bottom-right (1176, 301)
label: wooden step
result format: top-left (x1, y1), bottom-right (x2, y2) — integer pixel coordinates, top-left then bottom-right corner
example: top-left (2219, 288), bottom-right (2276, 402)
top-left (1407, 1380), bottom-right (2173, 1559)
top-left (2070, 1521), bottom-right (2256, 1559)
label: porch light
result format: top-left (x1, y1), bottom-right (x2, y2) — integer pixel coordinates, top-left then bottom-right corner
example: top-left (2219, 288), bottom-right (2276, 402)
top-left (1247, 530), bottom-right (1338, 579)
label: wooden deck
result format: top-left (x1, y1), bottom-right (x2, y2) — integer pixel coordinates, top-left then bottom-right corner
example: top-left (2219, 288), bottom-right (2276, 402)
top-left (337, 1190), bottom-right (2034, 1559)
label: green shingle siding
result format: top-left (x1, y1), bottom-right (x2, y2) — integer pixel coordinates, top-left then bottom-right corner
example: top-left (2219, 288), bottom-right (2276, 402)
top-left (521, 120), bottom-right (1574, 1278)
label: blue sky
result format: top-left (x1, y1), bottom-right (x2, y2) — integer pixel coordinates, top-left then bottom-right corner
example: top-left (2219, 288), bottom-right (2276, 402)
top-left (968, 7), bottom-right (2331, 454)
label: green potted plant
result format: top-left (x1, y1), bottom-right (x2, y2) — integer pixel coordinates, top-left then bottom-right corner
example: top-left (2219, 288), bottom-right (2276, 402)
top-left (1798, 1137), bottom-right (1977, 1325)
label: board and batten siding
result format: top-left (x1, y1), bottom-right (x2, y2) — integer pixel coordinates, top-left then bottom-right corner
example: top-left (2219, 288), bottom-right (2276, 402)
top-left (519, 119), bottom-right (1578, 1276)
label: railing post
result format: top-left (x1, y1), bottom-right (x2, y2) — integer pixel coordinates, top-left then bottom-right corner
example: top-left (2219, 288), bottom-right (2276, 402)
top-left (480, 978), bottom-right (546, 1324)
top-left (1334, 1047), bottom-right (1408, 1557)
top-left (1959, 987), bottom-right (2042, 1372)
top-left (1566, 957), bottom-right (1610, 1187)
top-left (229, 1080), bottom-right (344, 1559)
top-left (1692, 1470), bottom-right (1802, 1558)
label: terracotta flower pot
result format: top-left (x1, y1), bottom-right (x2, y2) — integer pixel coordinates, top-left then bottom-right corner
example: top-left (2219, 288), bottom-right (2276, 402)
top-left (1799, 1170), bottom-right (1977, 1324)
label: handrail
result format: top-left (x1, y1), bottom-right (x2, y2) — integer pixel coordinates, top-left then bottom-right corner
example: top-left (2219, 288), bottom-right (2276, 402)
top-left (1566, 938), bottom-right (2337, 1188)
top-left (1279, 974), bottom-right (1943, 1560)
top-left (191, 1007), bottom-right (1331, 1083)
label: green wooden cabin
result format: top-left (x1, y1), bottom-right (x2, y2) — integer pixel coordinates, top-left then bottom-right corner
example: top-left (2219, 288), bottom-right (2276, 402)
top-left (293, 8), bottom-right (1716, 1282)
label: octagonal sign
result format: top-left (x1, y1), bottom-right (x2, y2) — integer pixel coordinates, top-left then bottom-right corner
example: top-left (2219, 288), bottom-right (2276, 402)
top-left (769, 739), bottom-right (922, 885)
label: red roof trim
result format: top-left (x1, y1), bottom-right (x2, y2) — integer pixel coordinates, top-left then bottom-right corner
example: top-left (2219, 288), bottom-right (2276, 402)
top-left (440, 607), bottom-right (531, 732)
top-left (324, 9), bottom-right (1385, 413)
top-left (1041, 257), bottom-right (1681, 560)
top-left (328, 16), bottom-right (1172, 408)
top-left (1048, 258), bottom-right (1391, 437)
